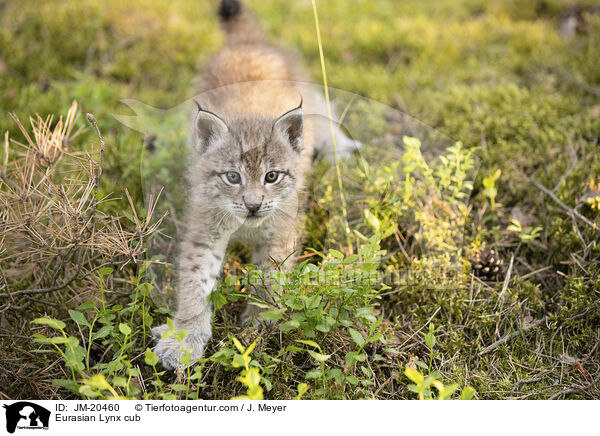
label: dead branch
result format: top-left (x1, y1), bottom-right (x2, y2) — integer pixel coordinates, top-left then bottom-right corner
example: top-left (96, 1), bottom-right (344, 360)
top-left (480, 317), bottom-right (547, 356)
top-left (0, 102), bottom-right (163, 308)
top-left (528, 177), bottom-right (597, 231)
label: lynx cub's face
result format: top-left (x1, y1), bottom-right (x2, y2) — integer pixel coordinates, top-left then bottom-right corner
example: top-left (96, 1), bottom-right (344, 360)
top-left (193, 105), bottom-right (304, 227)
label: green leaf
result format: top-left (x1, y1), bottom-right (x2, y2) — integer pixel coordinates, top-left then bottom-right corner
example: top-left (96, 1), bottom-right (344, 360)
top-left (305, 369), bottom-right (322, 379)
top-left (248, 301), bottom-right (272, 309)
top-left (169, 383), bottom-right (188, 392)
top-left (403, 136), bottom-right (421, 149)
top-left (295, 339), bottom-right (320, 350)
top-left (296, 383), bottom-right (309, 400)
top-left (144, 348), bottom-right (159, 366)
top-left (327, 368), bottom-right (344, 384)
top-left (460, 386), bottom-right (476, 400)
top-left (83, 374), bottom-right (112, 391)
top-left (209, 290), bottom-right (228, 311)
top-left (354, 353), bottom-right (366, 362)
top-left (405, 366), bottom-right (424, 385)
top-left (259, 310), bottom-right (283, 321)
top-left (118, 323), bottom-right (132, 336)
top-left (64, 339), bottom-right (85, 371)
top-left (279, 320), bottom-right (300, 332)
top-left (52, 379), bottom-right (80, 394)
top-left (346, 375), bottom-right (359, 385)
top-left (231, 336), bottom-right (244, 353)
top-left (348, 328), bottom-right (366, 347)
top-left (307, 350), bottom-right (331, 362)
top-left (112, 376), bottom-right (128, 388)
top-left (68, 310), bottom-right (91, 328)
top-left (302, 328), bottom-right (316, 338)
top-left (76, 301), bottom-right (96, 312)
top-left (261, 376), bottom-right (273, 392)
top-left (246, 368), bottom-right (261, 386)
top-left (138, 262), bottom-right (150, 275)
top-left (369, 332), bottom-right (383, 344)
top-left (210, 348), bottom-right (235, 364)
top-left (438, 383), bottom-right (459, 400)
top-left (178, 350), bottom-right (192, 366)
top-left (415, 360), bottom-right (429, 371)
top-left (329, 249), bottom-right (344, 259)
top-left (92, 326), bottom-right (112, 340)
top-left (98, 267), bottom-right (114, 277)
top-left (231, 354), bottom-right (248, 368)
top-left (140, 282), bottom-right (154, 297)
top-left (174, 329), bottom-right (188, 341)
top-left (31, 318), bottom-right (66, 330)
top-left (315, 322), bottom-right (331, 333)
top-left (345, 351), bottom-right (366, 365)
top-left (79, 385), bottom-right (101, 398)
top-left (364, 209), bottom-right (380, 231)
top-left (343, 254), bottom-right (359, 265)
top-left (283, 298), bottom-right (304, 310)
top-left (106, 360), bottom-right (123, 373)
top-left (245, 338), bottom-right (258, 356)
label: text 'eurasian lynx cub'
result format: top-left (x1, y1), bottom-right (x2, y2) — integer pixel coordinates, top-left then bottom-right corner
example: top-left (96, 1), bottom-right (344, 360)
top-left (153, 0), bottom-right (359, 369)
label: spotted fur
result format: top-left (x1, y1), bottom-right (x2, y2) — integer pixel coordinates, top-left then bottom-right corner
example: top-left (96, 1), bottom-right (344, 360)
top-left (153, 0), bottom-right (359, 369)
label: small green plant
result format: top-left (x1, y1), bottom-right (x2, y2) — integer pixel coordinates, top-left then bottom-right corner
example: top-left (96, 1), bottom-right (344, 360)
top-left (405, 366), bottom-right (475, 400)
top-left (30, 262), bottom-right (176, 399)
top-left (295, 383), bottom-right (309, 400)
top-left (31, 317), bottom-right (85, 382)
top-left (423, 323), bottom-right (440, 375)
top-left (507, 218), bottom-right (543, 243)
top-left (483, 169), bottom-right (501, 212)
top-left (404, 324), bottom-right (475, 400)
top-left (208, 196), bottom-right (393, 399)
top-left (230, 337), bottom-right (264, 400)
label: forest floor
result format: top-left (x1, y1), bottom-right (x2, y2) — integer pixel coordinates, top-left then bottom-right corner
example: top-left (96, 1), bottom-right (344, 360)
top-left (0, 0), bottom-right (599, 400)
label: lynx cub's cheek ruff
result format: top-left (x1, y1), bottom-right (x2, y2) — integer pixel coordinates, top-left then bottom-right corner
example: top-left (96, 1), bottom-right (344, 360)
top-left (153, 0), bottom-right (360, 370)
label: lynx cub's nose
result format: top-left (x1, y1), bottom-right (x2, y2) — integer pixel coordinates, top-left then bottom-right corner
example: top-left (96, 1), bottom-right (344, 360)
top-left (243, 196), bottom-right (263, 215)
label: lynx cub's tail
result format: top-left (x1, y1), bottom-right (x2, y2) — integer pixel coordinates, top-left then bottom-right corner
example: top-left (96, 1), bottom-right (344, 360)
top-left (218, 0), bottom-right (264, 46)
top-left (214, 0), bottom-right (361, 161)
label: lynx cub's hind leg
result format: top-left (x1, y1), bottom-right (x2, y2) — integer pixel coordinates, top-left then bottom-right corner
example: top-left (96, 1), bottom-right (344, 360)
top-left (305, 88), bottom-right (362, 161)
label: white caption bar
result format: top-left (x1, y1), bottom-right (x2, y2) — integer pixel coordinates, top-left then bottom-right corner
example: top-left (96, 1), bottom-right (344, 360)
top-left (0, 400), bottom-right (594, 435)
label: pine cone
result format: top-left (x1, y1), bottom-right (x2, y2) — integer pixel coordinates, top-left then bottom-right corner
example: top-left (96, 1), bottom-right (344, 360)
top-left (470, 248), bottom-right (504, 281)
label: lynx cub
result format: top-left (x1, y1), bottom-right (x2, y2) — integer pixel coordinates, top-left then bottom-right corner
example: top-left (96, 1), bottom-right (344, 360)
top-left (153, 0), bottom-right (359, 369)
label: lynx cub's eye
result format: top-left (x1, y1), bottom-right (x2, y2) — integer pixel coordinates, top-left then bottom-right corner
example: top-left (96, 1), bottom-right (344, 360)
top-left (264, 171), bottom-right (281, 184)
top-left (222, 171), bottom-right (242, 185)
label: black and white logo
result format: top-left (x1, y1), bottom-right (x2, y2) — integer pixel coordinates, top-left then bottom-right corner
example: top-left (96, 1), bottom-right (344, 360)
top-left (3, 402), bottom-right (50, 434)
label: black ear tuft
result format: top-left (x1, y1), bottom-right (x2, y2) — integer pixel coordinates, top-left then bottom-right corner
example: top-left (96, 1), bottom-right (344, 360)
top-left (194, 107), bottom-right (228, 153)
top-left (273, 106), bottom-right (304, 153)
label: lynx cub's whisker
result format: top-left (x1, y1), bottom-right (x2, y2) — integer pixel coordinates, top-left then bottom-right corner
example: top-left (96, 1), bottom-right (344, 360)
top-left (152, 0), bottom-right (360, 369)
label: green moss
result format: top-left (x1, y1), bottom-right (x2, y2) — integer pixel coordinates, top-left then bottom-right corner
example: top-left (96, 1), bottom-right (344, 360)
top-left (1, 0), bottom-right (598, 400)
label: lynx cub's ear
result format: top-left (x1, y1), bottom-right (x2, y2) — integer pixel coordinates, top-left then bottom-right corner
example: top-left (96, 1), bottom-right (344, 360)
top-left (194, 105), bottom-right (228, 153)
top-left (273, 106), bottom-right (304, 153)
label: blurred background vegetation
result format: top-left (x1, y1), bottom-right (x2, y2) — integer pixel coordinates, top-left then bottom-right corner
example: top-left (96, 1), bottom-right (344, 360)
top-left (0, 0), bottom-right (599, 399)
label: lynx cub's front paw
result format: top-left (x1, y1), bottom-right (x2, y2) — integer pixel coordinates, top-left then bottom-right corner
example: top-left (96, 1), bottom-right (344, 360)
top-left (152, 324), bottom-right (207, 370)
